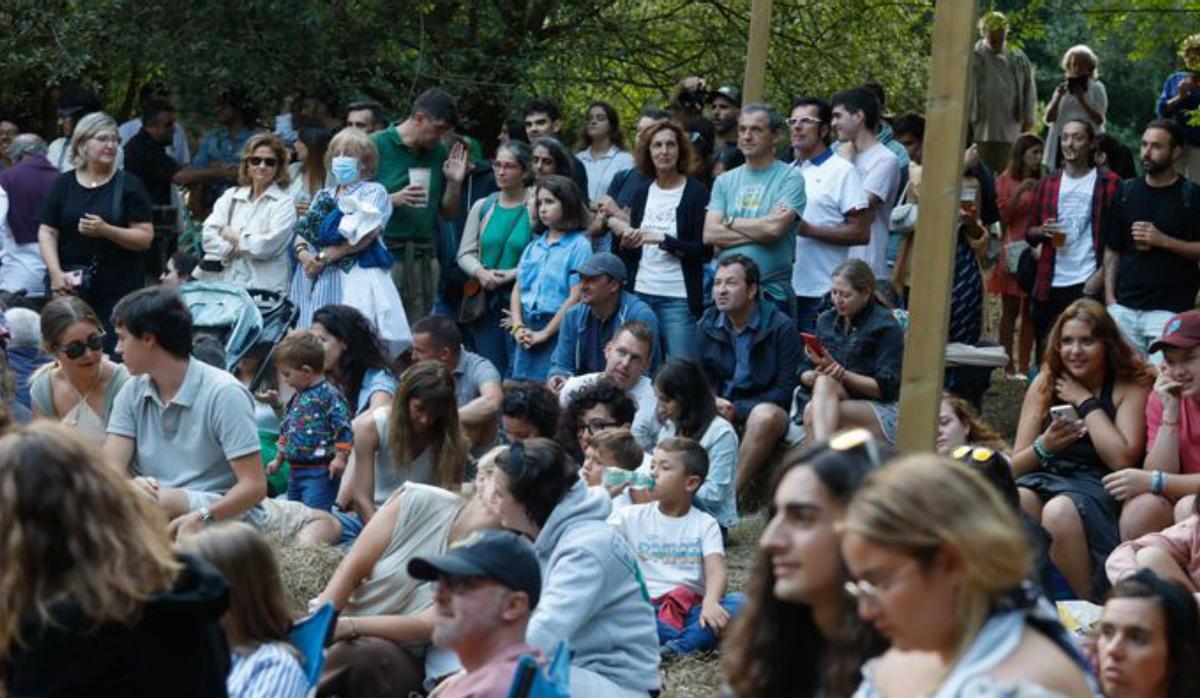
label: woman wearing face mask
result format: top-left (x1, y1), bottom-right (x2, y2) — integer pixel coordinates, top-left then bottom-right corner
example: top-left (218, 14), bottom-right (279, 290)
top-left (291, 128), bottom-right (411, 358)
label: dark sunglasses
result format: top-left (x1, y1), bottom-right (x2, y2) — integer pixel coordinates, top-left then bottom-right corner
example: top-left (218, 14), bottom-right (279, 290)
top-left (59, 333), bottom-right (105, 359)
top-left (247, 156), bottom-right (278, 168)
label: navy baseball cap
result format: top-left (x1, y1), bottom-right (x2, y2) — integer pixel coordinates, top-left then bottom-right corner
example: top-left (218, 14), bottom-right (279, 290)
top-left (408, 528), bottom-right (542, 607)
top-left (573, 252), bottom-right (627, 282)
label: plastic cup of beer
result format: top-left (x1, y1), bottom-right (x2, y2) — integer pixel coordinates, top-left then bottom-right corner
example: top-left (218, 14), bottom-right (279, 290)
top-left (409, 168), bottom-right (432, 207)
top-left (1133, 222), bottom-right (1151, 252)
top-left (960, 184), bottom-right (978, 218)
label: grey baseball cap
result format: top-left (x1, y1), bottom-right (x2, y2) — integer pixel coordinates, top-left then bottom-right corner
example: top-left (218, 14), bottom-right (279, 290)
top-left (573, 252), bottom-right (627, 282)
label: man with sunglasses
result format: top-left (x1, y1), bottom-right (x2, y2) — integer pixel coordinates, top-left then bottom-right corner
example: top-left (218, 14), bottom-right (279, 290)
top-left (408, 529), bottom-right (543, 698)
top-left (787, 97), bottom-right (870, 334)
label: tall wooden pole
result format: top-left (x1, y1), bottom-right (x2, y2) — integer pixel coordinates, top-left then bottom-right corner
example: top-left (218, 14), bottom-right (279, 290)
top-left (742, 0), bottom-right (774, 103)
top-left (895, 0), bottom-right (978, 453)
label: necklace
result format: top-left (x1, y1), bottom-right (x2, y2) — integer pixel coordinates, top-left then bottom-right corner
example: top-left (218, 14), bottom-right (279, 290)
top-left (78, 170), bottom-right (114, 189)
top-left (61, 363), bottom-right (105, 424)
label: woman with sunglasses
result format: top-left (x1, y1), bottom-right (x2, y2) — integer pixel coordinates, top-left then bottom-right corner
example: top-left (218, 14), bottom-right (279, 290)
top-left (456, 141), bottom-right (536, 376)
top-left (197, 133), bottom-right (295, 296)
top-left (29, 296), bottom-right (129, 444)
top-left (841, 455), bottom-right (1099, 697)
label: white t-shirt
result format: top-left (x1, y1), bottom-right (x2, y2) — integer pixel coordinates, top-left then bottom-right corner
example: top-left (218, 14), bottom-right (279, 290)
top-left (792, 153), bottom-right (870, 297)
top-left (559, 372), bottom-right (660, 450)
top-left (1052, 168), bottom-right (1098, 288)
top-left (609, 503), bottom-right (724, 599)
top-left (844, 143), bottom-right (900, 280)
top-left (635, 182), bottom-right (687, 299)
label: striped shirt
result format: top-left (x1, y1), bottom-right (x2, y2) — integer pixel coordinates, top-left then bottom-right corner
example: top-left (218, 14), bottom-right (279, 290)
top-left (227, 642), bottom-right (309, 698)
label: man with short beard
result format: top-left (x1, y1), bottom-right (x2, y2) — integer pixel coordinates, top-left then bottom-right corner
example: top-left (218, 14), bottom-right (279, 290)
top-left (1104, 119), bottom-right (1200, 362)
top-left (409, 529), bottom-right (542, 698)
top-left (710, 86), bottom-right (741, 155)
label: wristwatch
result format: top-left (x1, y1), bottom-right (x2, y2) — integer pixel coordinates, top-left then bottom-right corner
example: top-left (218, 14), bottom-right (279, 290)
top-left (316, 250), bottom-right (327, 263)
top-left (198, 507), bottom-right (214, 525)
top-left (722, 214), bottom-right (735, 228)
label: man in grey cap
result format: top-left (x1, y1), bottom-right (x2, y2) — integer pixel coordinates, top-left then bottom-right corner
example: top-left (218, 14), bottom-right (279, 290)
top-left (547, 251), bottom-right (659, 391)
top-left (710, 85), bottom-right (741, 155)
top-left (409, 528), bottom-right (542, 698)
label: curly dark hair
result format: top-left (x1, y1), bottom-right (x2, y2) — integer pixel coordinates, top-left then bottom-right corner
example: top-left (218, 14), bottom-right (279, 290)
top-left (312, 305), bottom-right (390, 415)
top-left (558, 378), bottom-right (637, 461)
top-left (501, 383), bottom-right (560, 440)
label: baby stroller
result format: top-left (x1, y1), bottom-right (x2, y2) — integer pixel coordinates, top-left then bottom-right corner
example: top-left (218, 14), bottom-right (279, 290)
top-left (179, 282), bottom-right (296, 391)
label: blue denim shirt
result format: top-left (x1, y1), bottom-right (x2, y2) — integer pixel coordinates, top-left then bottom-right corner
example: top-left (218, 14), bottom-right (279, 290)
top-left (549, 291), bottom-right (661, 378)
top-left (189, 125), bottom-right (264, 169)
top-left (516, 230), bottom-right (593, 317)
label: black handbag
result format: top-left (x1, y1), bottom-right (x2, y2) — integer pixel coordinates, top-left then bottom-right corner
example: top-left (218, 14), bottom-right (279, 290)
top-left (1015, 245), bottom-right (1038, 295)
top-left (46, 172), bottom-right (124, 294)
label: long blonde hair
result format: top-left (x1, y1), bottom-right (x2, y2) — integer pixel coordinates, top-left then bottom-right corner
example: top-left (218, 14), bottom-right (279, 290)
top-left (388, 360), bottom-right (467, 490)
top-left (841, 454), bottom-right (1030, 664)
top-left (0, 422), bottom-right (180, 659)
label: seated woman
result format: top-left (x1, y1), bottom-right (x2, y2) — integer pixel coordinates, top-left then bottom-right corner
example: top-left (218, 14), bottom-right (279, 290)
top-left (557, 377), bottom-right (637, 464)
top-left (842, 454), bottom-right (1100, 697)
top-left (347, 360), bottom-right (468, 528)
top-left (500, 382), bottom-right (560, 442)
top-left (1096, 569), bottom-right (1200, 698)
top-left (310, 304), bottom-right (396, 418)
top-left (176, 523), bottom-right (307, 698)
top-left (490, 438), bottom-right (660, 697)
top-left (936, 392), bottom-right (1009, 456)
top-left (653, 358), bottom-right (738, 531)
top-left (314, 450), bottom-right (502, 697)
top-left (722, 429), bottom-right (889, 698)
top-left (1107, 495), bottom-right (1200, 605)
top-left (198, 133), bottom-right (296, 297)
top-left (1, 422), bottom-right (229, 695)
top-left (29, 296), bottom-right (130, 444)
top-left (802, 259), bottom-right (904, 444)
top-left (1012, 299), bottom-right (1153, 601)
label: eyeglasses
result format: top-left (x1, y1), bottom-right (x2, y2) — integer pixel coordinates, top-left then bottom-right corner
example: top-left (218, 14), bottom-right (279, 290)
top-left (787, 116), bottom-right (823, 128)
top-left (844, 560), bottom-right (920, 607)
top-left (580, 419), bottom-right (621, 435)
top-left (247, 156), bottom-right (278, 168)
top-left (492, 160), bottom-right (521, 171)
top-left (91, 135), bottom-right (120, 145)
top-left (59, 332), bottom-right (105, 360)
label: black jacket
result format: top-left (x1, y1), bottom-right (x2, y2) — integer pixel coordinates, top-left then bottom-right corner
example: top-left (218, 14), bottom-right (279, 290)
top-left (698, 301), bottom-right (802, 423)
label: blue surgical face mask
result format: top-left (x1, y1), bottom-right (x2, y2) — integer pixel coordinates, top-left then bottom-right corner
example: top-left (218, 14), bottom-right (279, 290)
top-left (331, 156), bottom-right (360, 185)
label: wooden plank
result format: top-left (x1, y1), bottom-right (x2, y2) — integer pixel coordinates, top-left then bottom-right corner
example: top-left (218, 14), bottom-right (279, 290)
top-left (742, 0), bottom-right (774, 103)
top-left (895, 0), bottom-right (977, 453)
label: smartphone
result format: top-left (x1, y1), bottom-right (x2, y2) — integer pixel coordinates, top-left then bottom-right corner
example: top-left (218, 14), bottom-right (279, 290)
top-left (1050, 404), bottom-right (1080, 424)
top-left (65, 270), bottom-right (84, 287)
top-left (801, 332), bottom-right (827, 359)
top-left (1067, 76), bottom-right (1088, 93)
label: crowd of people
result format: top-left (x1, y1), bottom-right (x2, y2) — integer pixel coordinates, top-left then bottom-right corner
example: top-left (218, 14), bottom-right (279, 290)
top-left (4, 10), bottom-right (1200, 698)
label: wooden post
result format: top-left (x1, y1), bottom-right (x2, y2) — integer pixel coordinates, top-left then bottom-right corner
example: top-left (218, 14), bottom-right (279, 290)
top-left (742, 0), bottom-right (774, 103)
top-left (895, 0), bottom-right (977, 453)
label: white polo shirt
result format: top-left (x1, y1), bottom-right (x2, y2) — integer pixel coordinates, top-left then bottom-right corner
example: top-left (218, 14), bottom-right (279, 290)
top-left (791, 149), bottom-right (870, 298)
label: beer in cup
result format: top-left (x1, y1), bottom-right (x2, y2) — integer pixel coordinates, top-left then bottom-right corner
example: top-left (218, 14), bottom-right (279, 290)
top-left (408, 167), bottom-right (432, 207)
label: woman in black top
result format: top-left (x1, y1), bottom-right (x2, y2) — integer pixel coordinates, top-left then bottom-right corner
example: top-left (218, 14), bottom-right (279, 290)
top-left (37, 112), bottom-right (153, 350)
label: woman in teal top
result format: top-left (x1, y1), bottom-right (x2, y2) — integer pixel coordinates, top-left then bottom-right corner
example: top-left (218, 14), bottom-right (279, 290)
top-left (457, 141), bottom-right (536, 376)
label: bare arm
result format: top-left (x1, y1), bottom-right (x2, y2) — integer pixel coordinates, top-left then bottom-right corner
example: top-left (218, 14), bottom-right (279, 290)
top-left (1012, 373), bottom-right (1051, 477)
top-left (318, 490), bottom-right (402, 609)
top-left (102, 433), bottom-right (137, 474)
top-left (728, 205), bottom-right (798, 243)
top-left (458, 380), bottom-right (502, 428)
top-left (205, 452), bottom-right (268, 519)
top-left (799, 209), bottom-right (871, 246)
top-left (1103, 249), bottom-right (1119, 306)
top-left (37, 224), bottom-right (65, 287)
top-left (334, 606), bottom-right (437, 645)
top-left (349, 411), bottom-right (381, 522)
top-left (1085, 384), bottom-right (1149, 472)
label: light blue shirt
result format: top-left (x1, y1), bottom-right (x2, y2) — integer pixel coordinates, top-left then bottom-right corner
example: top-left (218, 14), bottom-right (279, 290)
top-left (516, 230), bottom-right (594, 317)
top-left (658, 416), bottom-right (739, 529)
top-left (227, 642), bottom-right (308, 698)
top-left (576, 146), bottom-right (635, 202)
top-left (356, 367), bottom-right (397, 415)
top-left (708, 160), bottom-right (806, 301)
top-left (190, 125), bottom-right (264, 170)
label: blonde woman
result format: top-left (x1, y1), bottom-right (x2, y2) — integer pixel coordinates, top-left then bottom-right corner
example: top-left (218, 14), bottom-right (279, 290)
top-left (36, 111), bottom-right (154, 351)
top-left (198, 133), bottom-right (296, 296)
top-left (841, 455), bottom-right (1099, 697)
top-left (1044, 45), bottom-right (1108, 171)
top-left (0, 422), bottom-right (229, 695)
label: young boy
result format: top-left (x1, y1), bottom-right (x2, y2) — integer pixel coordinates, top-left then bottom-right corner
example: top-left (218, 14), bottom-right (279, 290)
top-left (609, 437), bottom-right (744, 657)
top-left (267, 331), bottom-right (352, 512)
top-left (583, 427), bottom-right (654, 512)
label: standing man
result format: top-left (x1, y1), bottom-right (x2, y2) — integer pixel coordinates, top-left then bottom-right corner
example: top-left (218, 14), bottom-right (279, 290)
top-left (522, 98), bottom-right (590, 199)
top-left (1105, 120), bottom-right (1200, 362)
top-left (1157, 34), bottom-right (1200, 181)
top-left (0, 134), bottom-right (57, 304)
top-left (176, 90), bottom-right (262, 194)
top-left (703, 104), bottom-right (806, 317)
top-left (1028, 119), bottom-right (1120, 357)
top-left (124, 99), bottom-right (181, 279)
top-left (831, 88), bottom-right (900, 282)
top-left (346, 100), bottom-right (387, 134)
top-left (372, 87), bottom-right (469, 321)
top-left (709, 86), bottom-right (741, 157)
top-left (787, 97), bottom-right (870, 333)
top-left (970, 11), bottom-right (1038, 175)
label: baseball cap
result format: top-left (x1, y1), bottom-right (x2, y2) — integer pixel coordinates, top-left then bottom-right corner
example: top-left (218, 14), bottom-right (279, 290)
top-left (712, 85), bottom-right (742, 107)
top-left (408, 528), bottom-right (541, 607)
top-left (573, 252), bottom-right (627, 282)
top-left (1149, 310), bottom-right (1200, 354)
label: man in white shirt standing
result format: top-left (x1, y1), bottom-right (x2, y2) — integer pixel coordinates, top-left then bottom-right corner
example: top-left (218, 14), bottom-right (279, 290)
top-left (830, 88), bottom-right (901, 282)
top-left (788, 97), bottom-right (871, 333)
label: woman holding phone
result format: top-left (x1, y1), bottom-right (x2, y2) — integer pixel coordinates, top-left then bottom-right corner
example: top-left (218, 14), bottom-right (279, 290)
top-left (800, 259), bottom-right (905, 444)
top-left (1011, 299), bottom-right (1152, 601)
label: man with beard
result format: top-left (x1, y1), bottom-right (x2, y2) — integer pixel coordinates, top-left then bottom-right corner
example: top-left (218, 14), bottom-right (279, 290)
top-left (1104, 119), bottom-right (1200, 362)
top-left (710, 86), bottom-right (741, 157)
top-left (1025, 119), bottom-right (1120, 358)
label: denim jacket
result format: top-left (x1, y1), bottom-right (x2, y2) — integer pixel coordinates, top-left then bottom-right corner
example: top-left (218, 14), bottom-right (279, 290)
top-left (812, 302), bottom-right (904, 403)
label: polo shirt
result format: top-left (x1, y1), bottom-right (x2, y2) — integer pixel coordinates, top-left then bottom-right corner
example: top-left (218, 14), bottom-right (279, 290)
top-left (453, 350), bottom-right (501, 407)
top-left (371, 127), bottom-right (448, 245)
top-left (107, 358), bottom-right (260, 493)
top-left (792, 149), bottom-right (869, 297)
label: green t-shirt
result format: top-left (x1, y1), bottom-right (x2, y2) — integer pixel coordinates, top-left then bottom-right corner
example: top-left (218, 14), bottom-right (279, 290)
top-left (480, 200), bottom-right (533, 270)
top-left (371, 128), bottom-right (448, 244)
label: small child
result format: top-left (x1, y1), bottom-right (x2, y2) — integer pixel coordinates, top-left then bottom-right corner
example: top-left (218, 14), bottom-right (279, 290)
top-left (582, 427), bottom-right (648, 512)
top-left (609, 437), bottom-right (744, 657)
top-left (268, 331), bottom-right (352, 511)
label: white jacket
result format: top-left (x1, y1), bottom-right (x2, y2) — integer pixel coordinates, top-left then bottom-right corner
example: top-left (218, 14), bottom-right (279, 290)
top-left (199, 183), bottom-right (296, 296)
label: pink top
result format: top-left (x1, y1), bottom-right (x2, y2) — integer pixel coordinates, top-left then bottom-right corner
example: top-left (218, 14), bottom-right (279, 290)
top-left (1146, 393), bottom-right (1200, 475)
top-left (1106, 515), bottom-right (1200, 590)
top-left (441, 643), bottom-right (540, 698)
top-left (996, 172), bottom-right (1037, 242)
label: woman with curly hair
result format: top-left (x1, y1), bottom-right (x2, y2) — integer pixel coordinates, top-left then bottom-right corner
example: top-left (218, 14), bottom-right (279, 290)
top-left (310, 304), bottom-right (396, 417)
top-left (558, 377), bottom-right (637, 464)
top-left (1, 422), bottom-right (229, 696)
top-left (1013, 298), bottom-right (1154, 600)
top-left (722, 429), bottom-right (889, 698)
